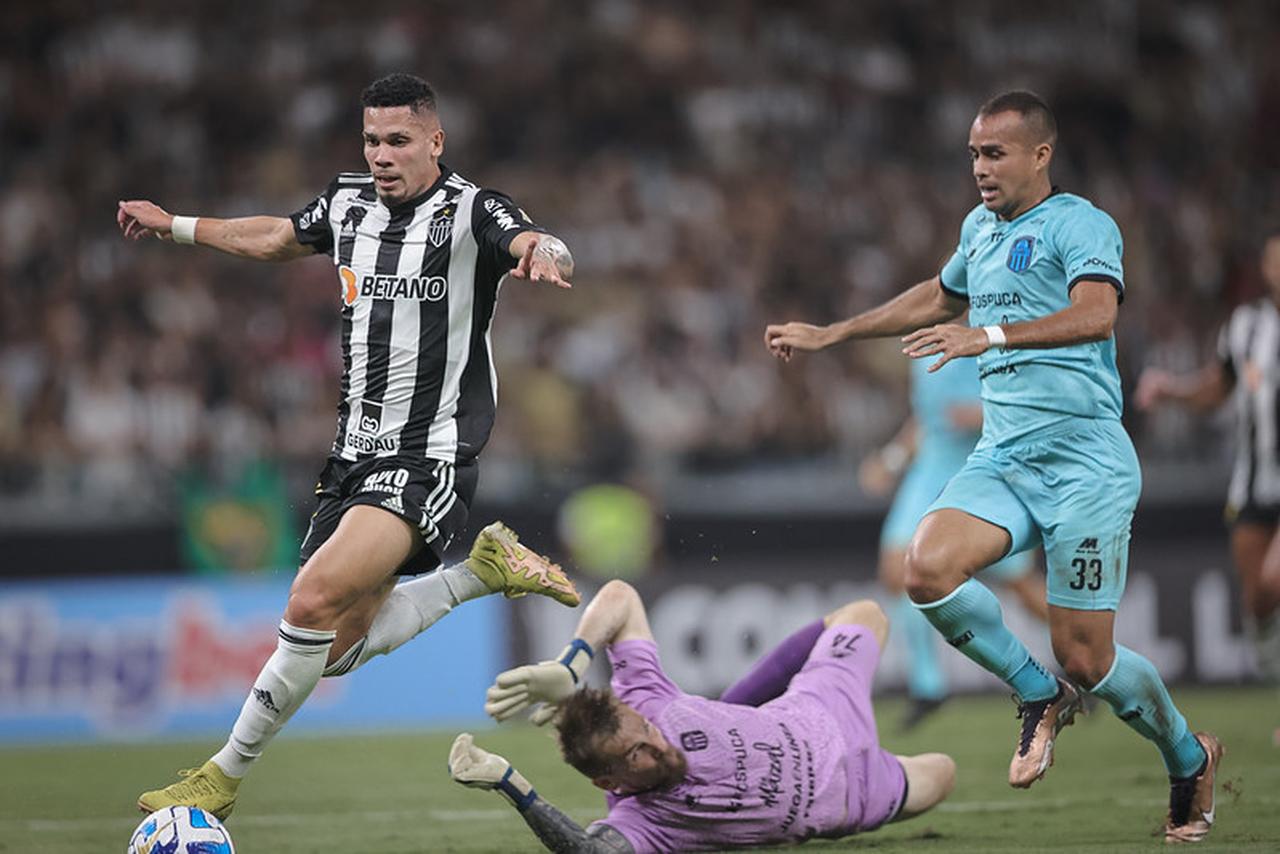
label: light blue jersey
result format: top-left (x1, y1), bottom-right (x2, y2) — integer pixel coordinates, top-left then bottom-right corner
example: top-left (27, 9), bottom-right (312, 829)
top-left (929, 189), bottom-right (1138, 611)
top-left (939, 191), bottom-right (1124, 448)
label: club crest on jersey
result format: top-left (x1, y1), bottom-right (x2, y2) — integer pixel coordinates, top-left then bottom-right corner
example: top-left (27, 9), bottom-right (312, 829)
top-left (428, 205), bottom-right (455, 247)
top-left (1006, 235), bottom-right (1035, 273)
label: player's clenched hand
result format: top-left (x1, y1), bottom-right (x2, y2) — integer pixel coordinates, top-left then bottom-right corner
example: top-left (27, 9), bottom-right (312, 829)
top-left (764, 322), bottom-right (833, 362)
top-left (448, 733), bottom-right (511, 790)
top-left (117, 200), bottom-right (175, 241)
top-left (902, 323), bottom-right (989, 372)
top-left (485, 660), bottom-right (577, 724)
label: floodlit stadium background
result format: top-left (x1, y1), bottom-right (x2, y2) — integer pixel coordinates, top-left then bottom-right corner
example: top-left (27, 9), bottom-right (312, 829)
top-left (2, 1), bottom-right (1278, 743)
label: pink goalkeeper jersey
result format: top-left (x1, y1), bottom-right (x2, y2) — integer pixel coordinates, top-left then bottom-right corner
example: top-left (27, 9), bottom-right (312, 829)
top-left (593, 637), bottom-right (901, 853)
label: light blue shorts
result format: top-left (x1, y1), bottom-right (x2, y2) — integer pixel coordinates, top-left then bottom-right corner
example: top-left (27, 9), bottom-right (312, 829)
top-left (881, 450), bottom-right (1034, 583)
top-left (925, 418), bottom-right (1141, 610)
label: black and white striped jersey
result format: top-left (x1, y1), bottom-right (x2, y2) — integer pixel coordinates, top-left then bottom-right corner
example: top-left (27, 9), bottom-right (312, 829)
top-left (289, 165), bottom-right (544, 465)
top-left (1218, 298), bottom-right (1280, 510)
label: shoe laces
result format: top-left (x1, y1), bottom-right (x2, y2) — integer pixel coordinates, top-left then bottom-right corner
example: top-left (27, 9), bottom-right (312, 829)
top-left (1013, 694), bottom-right (1053, 757)
top-left (176, 768), bottom-right (222, 798)
top-left (1167, 774), bottom-right (1197, 827)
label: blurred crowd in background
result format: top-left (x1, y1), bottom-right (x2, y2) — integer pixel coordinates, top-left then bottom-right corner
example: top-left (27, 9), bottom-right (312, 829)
top-left (3, 0), bottom-right (1279, 535)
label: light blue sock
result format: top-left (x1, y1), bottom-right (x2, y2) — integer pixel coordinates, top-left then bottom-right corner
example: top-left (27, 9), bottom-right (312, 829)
top-left (915, 578), bottom-right (1057, 702)
top-left (1089, 645), bottom-right (1207, 778)
top-left (894, 594), bottom-right (947, 701)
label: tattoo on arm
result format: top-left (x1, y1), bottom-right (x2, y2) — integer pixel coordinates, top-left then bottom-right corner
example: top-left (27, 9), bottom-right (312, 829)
top-left (533, 234), bottom-right (575, 278)
top-left (520, 798), bottom-right (634, 853)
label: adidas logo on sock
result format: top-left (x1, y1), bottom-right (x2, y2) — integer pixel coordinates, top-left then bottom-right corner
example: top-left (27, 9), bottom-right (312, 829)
top-left (252, 688), bottom-right (280, 713)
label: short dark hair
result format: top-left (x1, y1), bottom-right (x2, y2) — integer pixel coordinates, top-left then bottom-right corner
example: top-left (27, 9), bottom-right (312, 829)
top-left (556, 688), bottom-right (622, 778)
top-left (979, 90), bottom-right (1057, 145)
top-left (361, 73), bottom-right (437, 115)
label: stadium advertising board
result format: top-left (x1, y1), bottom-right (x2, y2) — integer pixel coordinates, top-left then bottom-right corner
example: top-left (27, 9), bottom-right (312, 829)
top-left (0, 577), bottom-right (503, 743)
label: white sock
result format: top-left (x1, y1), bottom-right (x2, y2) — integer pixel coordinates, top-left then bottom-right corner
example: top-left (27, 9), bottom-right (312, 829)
top-left (211, 621), bottom-right (335, 778)
top-left (322, 562), bottom-right (491, 678)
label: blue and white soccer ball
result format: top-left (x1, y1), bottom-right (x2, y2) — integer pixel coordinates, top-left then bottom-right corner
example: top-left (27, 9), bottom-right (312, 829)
top-left (128, 806), bottom-right (235, 854)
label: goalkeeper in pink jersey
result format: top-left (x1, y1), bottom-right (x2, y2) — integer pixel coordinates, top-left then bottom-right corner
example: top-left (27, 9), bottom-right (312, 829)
top-left (449, 581), bottom-right (955, 853)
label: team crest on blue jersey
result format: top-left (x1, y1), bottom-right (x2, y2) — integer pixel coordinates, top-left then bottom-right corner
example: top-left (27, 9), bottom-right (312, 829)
top-left (1007, 235), bottom-right (1035, 273)
top-left (428, 206), bottom-right (455, 247)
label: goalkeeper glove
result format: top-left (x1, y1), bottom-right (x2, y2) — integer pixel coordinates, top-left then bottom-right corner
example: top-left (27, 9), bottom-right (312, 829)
top-left (448, 733), bottom-right (537, 811)
top-left (485, 638), bottom-right (594, 724)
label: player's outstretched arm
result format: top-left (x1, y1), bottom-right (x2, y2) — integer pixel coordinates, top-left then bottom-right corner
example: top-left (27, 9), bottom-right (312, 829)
top-left (486, 580), bottom-right (653, 724)
top-left (902, 279), bottom-right (1119, 372)
top-left (766, 276), bottom-right (965, 362)
top-left (117, 200), bottom-right (312, 262)
top-left (510, 231), bottom-right (574, 288)
top-left (448, 734), bottom-right (634, 853)
top-left (1135, 362), bottom-right (1233, 413)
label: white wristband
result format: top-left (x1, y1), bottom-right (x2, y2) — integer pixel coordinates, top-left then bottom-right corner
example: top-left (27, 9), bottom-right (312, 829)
top-left (171, 216), bottom-right (199, 245)
top-left (983, 325), bottom-right (1007, 350)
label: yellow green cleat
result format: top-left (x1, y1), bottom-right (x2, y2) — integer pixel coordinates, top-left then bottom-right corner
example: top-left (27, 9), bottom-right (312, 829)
top-left (137, 760), bottom-right (240, 821)
top-left (467, 522), bottom-right (581, 607)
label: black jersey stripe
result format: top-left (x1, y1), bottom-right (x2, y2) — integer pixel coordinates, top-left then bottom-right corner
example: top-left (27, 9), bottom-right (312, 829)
top-left (331, 187), bottom-right (374, 453)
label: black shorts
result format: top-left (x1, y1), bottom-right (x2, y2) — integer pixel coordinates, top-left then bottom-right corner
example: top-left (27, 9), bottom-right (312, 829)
top-left (299, 455), bottom-right (478, 576)
top-left (1226, 499), bottom-right (1280, 528)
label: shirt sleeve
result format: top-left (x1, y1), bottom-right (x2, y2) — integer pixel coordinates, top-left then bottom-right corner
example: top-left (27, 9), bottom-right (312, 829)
top-left (938, 209), bottom-right (977, 300)
top-left (594, 804), bottom-right (669, 854)
top-left (289, 177), bottom-right (340, 256)
top-left (1054, 205), bottom-right (1125, 301)
top-left (471, 189), bottom-right (546, 270)
top-left (608, 640), bottom-right (682, 721)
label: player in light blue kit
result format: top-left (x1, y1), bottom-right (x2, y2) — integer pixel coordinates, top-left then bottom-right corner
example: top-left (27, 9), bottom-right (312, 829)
top-left (767, 91), bottom-right (1221, 843)
top-left (864, 355), bottom-right (1047, 730)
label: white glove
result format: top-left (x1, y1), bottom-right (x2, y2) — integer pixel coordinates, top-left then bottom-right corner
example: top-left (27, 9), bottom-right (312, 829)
top-left (448, 733), bottom-right (536, 809)
top-left (485, 639), bottom-right (594, 724)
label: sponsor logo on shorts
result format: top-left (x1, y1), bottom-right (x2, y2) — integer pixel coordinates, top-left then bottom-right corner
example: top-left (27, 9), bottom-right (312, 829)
top-left (361, 468), bottom-right (409, 497)
top-left (680, 730), bottom-right (710, 752)
top-left (381, 494), bottom-right (404, 514)
top-left (979, 362), bottom-right (1018, 380)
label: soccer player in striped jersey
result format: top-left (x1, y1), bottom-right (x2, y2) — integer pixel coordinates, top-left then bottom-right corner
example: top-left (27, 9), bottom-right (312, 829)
top-left (766, 91), bottom-right (1221, 842)
top-left (1136, 229), bottom-right (1280, 683)
top-left (118, 73), bottom-right (582, 819)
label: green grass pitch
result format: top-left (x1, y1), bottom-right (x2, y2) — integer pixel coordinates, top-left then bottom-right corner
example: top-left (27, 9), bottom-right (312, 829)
top-left (2, 687), bottom-right (1276, 852)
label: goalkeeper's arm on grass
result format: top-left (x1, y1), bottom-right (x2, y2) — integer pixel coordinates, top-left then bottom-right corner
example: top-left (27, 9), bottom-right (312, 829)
top-left (448, 733), bottom-right (634, 854)
top-left (484, 580), bottom-right (654, 725)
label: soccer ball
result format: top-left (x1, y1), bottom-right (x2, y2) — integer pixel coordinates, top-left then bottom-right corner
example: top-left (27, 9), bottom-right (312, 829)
top-left (128, 806), bottom-right (235, 853)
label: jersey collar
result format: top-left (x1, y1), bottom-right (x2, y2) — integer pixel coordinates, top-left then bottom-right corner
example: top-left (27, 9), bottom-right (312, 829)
top-left (1000, 185), bottom-right (1062, 223)
top-left (383, 163), bottom-right (452, 213)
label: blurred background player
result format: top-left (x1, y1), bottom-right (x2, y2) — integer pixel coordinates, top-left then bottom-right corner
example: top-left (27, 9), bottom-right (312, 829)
top-left (450, 580), bottom-right (956, 853)
top-left (765, 91), bottom-right (1221, 843)
top-left (117, 73), bottom-right (582, 819)
top-left (1137, 229), bottom-right (1280, 683)
top-left (862, 355), bottom-right (1048, 729)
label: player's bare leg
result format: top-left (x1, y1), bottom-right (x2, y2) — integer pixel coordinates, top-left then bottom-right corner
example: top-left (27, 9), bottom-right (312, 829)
top-left (890, 753), bottom-right (958, 822)
top-left (1003, 571), bottom-right (1050, 623)
top-left (906, 510), bottom-right (1066, 786)
top-left (1233, 523), bottom-right (1280, 680)
top-left (883, 545), bottom-right (948, 729)
top-left (1051, 605), bottom-right (1219, 839)
top-left (139, 506), bottom-right (416, 818)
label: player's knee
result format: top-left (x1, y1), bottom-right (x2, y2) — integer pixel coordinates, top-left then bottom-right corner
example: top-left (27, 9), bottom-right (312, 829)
top-left (1057, 649), bottom-right (1110, 689)
top-left (903, 542), bottom-right (956, 604)
top-left (284, 581), bottom-right (347, 630)
top-left (825, 600), bottom-right (888, 645)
